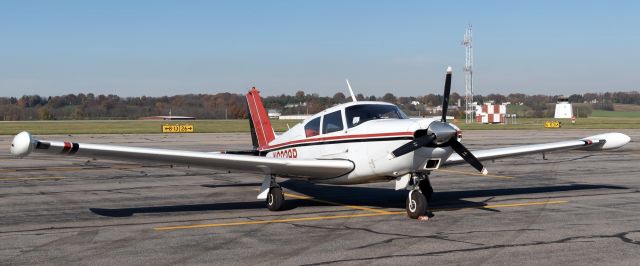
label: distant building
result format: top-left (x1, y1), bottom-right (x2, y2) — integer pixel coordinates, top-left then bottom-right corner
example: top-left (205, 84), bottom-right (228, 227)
top-left (554, 97), bottom-right (573, 119)
top-left (284, 102), bottom-right (307, 108)
top-left (279, 115), bottom-right (311, 120)
top-left (424, 105), bottom-right (459, 115)
top-left (267, 109), bottom-right (282, 119)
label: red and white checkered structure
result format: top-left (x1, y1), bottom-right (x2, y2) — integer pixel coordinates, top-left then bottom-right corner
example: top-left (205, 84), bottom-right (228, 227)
top-left (475, 103), bottom-right (507, 124)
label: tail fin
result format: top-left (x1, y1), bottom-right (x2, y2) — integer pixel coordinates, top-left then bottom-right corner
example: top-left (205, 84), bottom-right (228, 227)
top-left (246, 87), bottom-right (276, 150)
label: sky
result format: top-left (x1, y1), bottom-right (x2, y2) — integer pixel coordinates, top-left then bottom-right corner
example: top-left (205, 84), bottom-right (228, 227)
top-left (0, 0), bottom-right (638, 97)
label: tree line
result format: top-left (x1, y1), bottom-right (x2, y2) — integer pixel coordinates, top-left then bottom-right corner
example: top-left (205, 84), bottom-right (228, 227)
top-left (0, 91), bottom-right (638, 121)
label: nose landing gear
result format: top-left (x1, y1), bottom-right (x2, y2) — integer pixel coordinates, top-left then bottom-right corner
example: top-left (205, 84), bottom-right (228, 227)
top-left (406, 189), bottom-right (428, 219)
top-left (405, 173), bottom-right (433, 219)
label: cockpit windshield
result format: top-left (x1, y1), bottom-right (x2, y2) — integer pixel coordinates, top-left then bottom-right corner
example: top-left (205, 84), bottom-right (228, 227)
top-left (345, 104), bottom-right (408, 128)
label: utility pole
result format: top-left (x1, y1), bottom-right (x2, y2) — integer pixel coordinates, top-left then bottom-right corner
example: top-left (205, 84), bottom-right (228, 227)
top-left (463, 24), bottom-right (474, 124)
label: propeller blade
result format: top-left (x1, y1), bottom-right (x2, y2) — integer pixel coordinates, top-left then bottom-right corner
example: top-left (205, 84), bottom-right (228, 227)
top-left (441, 66), bottom-right (452, 122)
top-left (449, 140), bottom-right (488, 175)
top-left (388, 134), bottom-right (435, 159)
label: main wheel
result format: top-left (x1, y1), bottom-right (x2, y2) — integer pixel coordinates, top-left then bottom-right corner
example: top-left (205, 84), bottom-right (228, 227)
top-left (418, 178), bottom-right (433, 202)
top-left (406, 190), bottom-right (428, 219)
top-left (266, 187), bottom-right (284, 211)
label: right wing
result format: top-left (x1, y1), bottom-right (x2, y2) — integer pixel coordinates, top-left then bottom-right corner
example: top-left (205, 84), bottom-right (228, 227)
top-left (444, 132), bottom-right (630, 166)
top-left (10, 132), bottom-right (354, 180)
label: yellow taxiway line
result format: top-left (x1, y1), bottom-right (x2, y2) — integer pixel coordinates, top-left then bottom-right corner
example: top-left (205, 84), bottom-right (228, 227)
top-left (155, 212), bottom-right (397, 230)
top-left (437, 169), bottom-right (516, 179)
top-left (154, 200), bottom-right (567, 231)
top-left (284, 192), bottom-right (393, 214)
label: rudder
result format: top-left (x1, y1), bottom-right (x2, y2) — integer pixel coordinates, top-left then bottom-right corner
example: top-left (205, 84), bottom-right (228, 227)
top-left (246, 87), bottom-right (276, 150)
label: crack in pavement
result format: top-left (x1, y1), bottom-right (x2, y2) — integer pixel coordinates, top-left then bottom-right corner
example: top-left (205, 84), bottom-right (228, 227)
top-left (301, 230), bottom-right (640, 265)
top-left (286, 224), bottom-right (543, 248)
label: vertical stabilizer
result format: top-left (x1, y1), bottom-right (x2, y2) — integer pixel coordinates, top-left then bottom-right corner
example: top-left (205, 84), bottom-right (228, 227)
top-left (246, 87), bottom-right (276, 149)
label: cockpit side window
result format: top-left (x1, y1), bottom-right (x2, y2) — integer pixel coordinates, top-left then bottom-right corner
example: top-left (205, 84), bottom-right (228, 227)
top-left (345, 104), bottom-right (408, 128)
top-left (322, 110), bottom-right (344, 134)
top-left (304, 117), bottom-right (321, 137)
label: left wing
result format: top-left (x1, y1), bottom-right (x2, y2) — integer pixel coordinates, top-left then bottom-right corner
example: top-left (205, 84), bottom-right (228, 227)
top-left (10, 132), bottom-right (354, 179)
top-left (444, 132), bottom-right (630, 166)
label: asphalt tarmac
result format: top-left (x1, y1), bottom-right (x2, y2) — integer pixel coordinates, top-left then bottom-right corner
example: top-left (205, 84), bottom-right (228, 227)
top-left (0, 129), bottom-right (638, 265)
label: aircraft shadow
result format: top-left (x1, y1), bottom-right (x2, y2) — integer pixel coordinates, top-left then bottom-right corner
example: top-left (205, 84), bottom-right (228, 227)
top-left (280, 181), bottom-right (627, 210)
top-left (89, 199), bottom-right (323, 217)
top-left (90, 180), bottom-right (627, 217)
top-left (200, 183), bottom-right (261, 188)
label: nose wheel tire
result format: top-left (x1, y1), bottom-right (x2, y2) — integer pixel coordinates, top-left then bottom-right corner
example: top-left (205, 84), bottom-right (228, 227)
top-left (266, 187), bottom-right (284, 211)
top-left (406, 190), bottom-right (428, 219)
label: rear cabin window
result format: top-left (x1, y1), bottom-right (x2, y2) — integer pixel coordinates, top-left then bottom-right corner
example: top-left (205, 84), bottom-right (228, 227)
top-left (304, 117), bottom-right (321, 137)
top-left (322, 110), bottom-right (344, 134)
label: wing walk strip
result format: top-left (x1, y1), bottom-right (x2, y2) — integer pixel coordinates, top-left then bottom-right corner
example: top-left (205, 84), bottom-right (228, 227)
top-left (153, 192), bottom-right (567, 231)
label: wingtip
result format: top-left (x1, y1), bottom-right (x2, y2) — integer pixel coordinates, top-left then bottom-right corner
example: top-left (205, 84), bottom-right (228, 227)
top-left (446, 66), bottom-right (452, 74)
top-left (481, 168), bottom-right (488, 175)
top-left (11, 131), bottom-right (34, 158)
top-left (387, 153), bottom-right (396, 160)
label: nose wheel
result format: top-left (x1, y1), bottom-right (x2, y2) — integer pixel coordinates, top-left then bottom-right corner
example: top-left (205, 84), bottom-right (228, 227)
top-left (266, 186), bottom-right (284, 211)
top-left (405, 174), bottom-right (432, 219)
top-left (406, 189), bottom-right (428, 219)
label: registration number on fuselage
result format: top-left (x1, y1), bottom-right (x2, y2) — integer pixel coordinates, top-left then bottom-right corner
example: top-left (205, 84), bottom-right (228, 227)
top-left (272, 148), bottom-right (298, 159)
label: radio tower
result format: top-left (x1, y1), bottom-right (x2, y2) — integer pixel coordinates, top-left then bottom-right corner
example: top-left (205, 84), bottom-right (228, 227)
top-left (463, 24), bottom-right (474, 124)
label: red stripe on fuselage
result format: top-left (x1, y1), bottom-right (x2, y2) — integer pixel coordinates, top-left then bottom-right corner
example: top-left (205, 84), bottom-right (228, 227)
top-left (261, 131), bottom-right (414, 151)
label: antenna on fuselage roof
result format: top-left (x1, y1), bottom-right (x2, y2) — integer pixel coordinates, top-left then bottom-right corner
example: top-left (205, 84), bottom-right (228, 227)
top-left (345, 79), bottom-right (357, 102)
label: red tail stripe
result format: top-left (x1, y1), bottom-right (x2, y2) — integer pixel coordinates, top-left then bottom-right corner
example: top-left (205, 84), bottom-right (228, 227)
top-left (246, 88), bottom-right (275, 149)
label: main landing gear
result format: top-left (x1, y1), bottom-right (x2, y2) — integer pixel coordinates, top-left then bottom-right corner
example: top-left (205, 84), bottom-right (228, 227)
top-left (406, 173), bottom-right (433, 219)
top-left (262, 174), bottom-right (285, 211)
top-left (267, 186), bottom-right (284, 211)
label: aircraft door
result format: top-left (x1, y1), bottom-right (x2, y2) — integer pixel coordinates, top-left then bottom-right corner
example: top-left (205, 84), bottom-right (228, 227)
top-left (320, 110), bottom-right (348, 158)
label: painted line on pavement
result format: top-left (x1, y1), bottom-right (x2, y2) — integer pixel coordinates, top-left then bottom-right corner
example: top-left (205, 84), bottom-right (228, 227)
top-left (154, 200), bottom-right (567, 231)
top-left (438, 169), bottom-right (516, 179)
top-left (283, 192), bottom-right (393, 214)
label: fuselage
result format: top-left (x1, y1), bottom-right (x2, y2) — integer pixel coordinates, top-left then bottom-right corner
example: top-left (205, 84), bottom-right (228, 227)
top-left (261, 101), bottom-right (458, 185)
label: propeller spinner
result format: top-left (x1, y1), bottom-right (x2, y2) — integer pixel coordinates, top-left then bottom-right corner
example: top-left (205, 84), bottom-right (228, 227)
top-left (389, 67), bottom-right (487, 175)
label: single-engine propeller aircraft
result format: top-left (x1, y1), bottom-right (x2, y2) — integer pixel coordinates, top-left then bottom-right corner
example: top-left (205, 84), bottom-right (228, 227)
top-left (10, 67), bottom-right (631, 218)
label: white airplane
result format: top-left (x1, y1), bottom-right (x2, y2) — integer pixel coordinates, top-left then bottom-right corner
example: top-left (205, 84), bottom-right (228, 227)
top-left (10, 67), bottom-right (631, 219)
